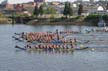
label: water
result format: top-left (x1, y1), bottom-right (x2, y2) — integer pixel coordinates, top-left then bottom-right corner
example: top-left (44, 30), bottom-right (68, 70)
top-left (0, 24), bottom-right (108, 71)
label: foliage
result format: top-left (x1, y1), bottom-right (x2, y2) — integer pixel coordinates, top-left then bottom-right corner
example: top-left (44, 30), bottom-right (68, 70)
top-left (0, 12), bottom-right (6, 18)
top-left (68, 2), bottom-right (73, 16)
top-left (102, 14), bottom-right (108, 24)
top-left (14, 13), bottom-right (29, 17)
top-left (78, 4), bottom-right (83, 16)
top-left (63, 2), bottom-right (73, 18)
top-left (45, 6), bottom-right (56, 14)
top-left (33, 5), bottom-right (39, 17)
top-left (39, 4), bottom-right (44, 16)
top-left (85, 14), bottom-right (108, 26)
top-left (85, 14), bottom-right (101, 23)
top-left (105, 3), bottom-right (108, 10)
top-left (42, 2), bottom-right (47, 7)
top-left (0, 13), bottom-right (12, 24)
top-left (85, 14), bottom-right (100, 21)
top-left (63, 2), bottom-right (69, 17)
top-left (33, 4), bottom-right (57, 18)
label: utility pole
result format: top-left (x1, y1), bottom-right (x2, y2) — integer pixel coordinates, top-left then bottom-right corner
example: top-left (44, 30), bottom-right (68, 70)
top-left (56, 29), bottom-right (59, 41)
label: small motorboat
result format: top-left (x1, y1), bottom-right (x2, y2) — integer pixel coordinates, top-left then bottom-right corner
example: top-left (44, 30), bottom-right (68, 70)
top-left (15, 45), bottom-right (26, 50)
top-left (98, 18), bottom-right (106, 27)
top-left (74, 46), bottom-right (88, 50)
top-left (73, 44), bottom-right (89, 50)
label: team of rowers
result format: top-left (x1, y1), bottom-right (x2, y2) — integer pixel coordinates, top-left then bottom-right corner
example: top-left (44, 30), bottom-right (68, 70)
top-left (23, 44), bottom-right (74, 54)
top-left (24, 45), bottom-right (75, 54)
top-left (14, 30), bottom-right (87, 51)
top-left (18, 31), bottom-right (77, 44)
top-left (23, 32), bottom-right (58, 43)
top-left (25, 41), bottom-right (77, 50)
top-left (14, 28), bottom-right (108, 51)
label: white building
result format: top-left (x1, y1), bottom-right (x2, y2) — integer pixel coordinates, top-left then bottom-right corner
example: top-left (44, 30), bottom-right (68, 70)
top-left (89, 5), bottom-right (108, 15)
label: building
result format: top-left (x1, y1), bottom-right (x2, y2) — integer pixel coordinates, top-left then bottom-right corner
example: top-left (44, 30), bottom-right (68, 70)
top-left (90, 5), bottom-right (108, 15)
top-left (34, 0), bottom-right (45, 2)
top-left (22, 2), bottom-right (35, 15)
top-left (51, 1), bottom-right (61, 6)
top-left (0, 0), bottom-right (34, 16)
top-left (90, 0), bottom-right (94, 3)
top-left (77, 0), bottom-right (83, 3)
top-left (1, 0), bottom-right (8, 5)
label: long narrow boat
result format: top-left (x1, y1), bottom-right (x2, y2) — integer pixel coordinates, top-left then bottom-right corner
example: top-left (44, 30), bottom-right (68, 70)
top-left (15, 45), bottom-right (88, 51)
top-left (13, 36), bottom-right (39, 45)
top-left (12, 35), bottom-right (90, 45)
top-left (12, 36), bottom-right (24, 42)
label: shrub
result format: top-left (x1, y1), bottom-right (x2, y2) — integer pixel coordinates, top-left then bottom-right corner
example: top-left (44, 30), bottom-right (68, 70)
top-left (84, 14), bottom-right (101, 26)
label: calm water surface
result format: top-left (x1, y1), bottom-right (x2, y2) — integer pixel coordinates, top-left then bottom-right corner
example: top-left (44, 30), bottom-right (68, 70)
top-left (0, 24), bottom-right (108, 71)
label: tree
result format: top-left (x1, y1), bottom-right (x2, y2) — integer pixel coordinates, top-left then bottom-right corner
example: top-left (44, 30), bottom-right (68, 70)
top-left (63, 2), bottom-right (69, 18)
top-left (68, 2), bottom-right (73, 17)
top-left (39, 4), bottom-right (44, 16)
top-left (46, 6), bottom-right (56, 14)
top-left (106, 3), bottom-right (108, 10)
top-left (33, 5), bottom-right (39, 17)
top-left (63, 2), bottom-right (73, 18)
top-left (78, 4), bottom-right (83, 16)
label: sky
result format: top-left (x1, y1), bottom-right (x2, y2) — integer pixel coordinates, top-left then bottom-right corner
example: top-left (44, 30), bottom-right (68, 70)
top-left (0, 0), bottom-right (98, 4)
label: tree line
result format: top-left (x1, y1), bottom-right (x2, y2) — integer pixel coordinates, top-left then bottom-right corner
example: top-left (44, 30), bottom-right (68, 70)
top-left (33, 2), bottom-right (83, 18)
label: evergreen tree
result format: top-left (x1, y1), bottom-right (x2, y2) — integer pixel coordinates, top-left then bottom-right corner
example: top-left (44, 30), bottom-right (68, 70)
top-left (106, 3), bottom-right (108, 10)
top-left (63, 2), bottom-right (69, 18)
top-left (78, 4), bottom-right (83, 16)
top-left (68, 2), bottom-right (73, 17)
top-left (39, 4), bottom-right (44, 16)
top-left (63, 2), bottom-right (73, 18)
top-left (33, 5), bottom-right (39, 17)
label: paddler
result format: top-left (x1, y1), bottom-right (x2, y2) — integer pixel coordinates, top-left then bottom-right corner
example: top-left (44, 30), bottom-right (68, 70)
top-left (70, 39), bottom-right (74, 49)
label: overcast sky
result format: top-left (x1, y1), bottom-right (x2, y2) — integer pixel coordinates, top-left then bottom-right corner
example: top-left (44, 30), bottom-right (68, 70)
top-left (0, 0), bottom-right (98, 4)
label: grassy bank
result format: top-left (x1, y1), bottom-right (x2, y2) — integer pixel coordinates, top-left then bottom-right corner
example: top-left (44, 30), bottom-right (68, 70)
top-left (1, 14), bottom-right (108, 26)
top-left (0, 18), bottom-right (12, 24)
top-left (84, 14), bottom-right (108, 26)
top-left (37, 14), bottom-right (107, 26)
top-left (27, 16), bottom-right (87, 26)
top-left (0, 13), bottom-right (12, 24)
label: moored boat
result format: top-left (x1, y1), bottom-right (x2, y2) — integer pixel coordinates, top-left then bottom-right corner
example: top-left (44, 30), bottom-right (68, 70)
top-left (15, 45), bottom-right (26, 50)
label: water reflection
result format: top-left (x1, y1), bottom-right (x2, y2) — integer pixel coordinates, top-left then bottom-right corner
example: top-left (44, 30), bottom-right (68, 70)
top-left (15, 47), bottom-right (108, 55)
top-left (15, 49), bottom-right (74, 55)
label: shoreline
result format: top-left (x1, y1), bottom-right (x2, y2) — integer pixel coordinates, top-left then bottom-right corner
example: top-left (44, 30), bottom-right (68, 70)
top-left (27, 21), bottom-right (96, 26)
top-left (0, 20), bottom-right (105, 27)
top-left (0, 23), bottom-right (101, 27)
